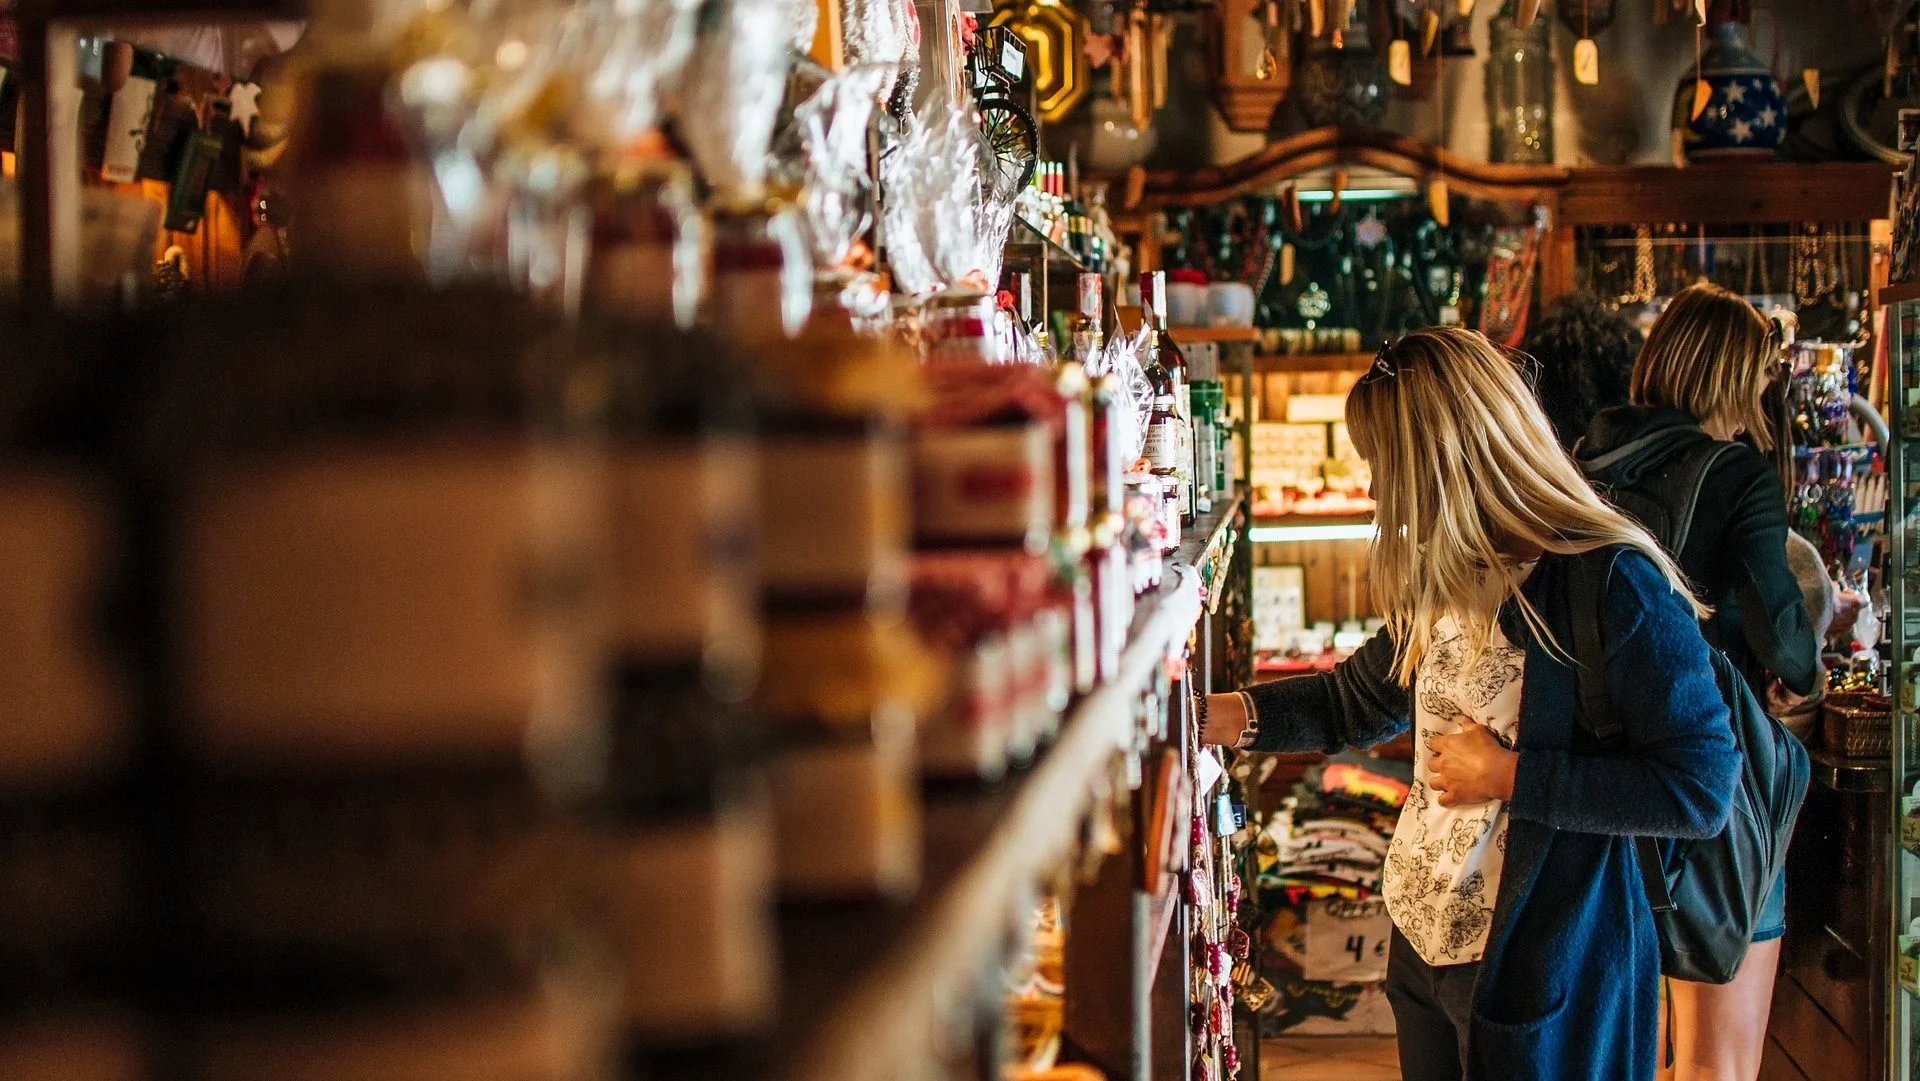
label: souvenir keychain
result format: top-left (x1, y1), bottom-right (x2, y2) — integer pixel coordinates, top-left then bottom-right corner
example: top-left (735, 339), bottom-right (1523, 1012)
top-left (165, 94), bottom-right (233, 233)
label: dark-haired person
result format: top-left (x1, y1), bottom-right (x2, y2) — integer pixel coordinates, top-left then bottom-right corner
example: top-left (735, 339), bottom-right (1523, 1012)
top-left (1524, 292), bottom-right (1644, 451)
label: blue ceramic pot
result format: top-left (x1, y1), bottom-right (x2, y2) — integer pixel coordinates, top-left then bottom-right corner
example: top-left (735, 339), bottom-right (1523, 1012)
top-left (1674, 20), bottom-right (1786, 159)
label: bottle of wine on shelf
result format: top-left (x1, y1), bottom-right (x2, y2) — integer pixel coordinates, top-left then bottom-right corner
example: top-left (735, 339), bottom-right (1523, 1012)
top-left (1145, 273), bottom-right (1198, 524)
top-left (575, 297), bottom-right (775, 1065)
top-left (124, 46), bottom-right (614, 1080)
top-left (0, 310), bottom-right (139, 1077)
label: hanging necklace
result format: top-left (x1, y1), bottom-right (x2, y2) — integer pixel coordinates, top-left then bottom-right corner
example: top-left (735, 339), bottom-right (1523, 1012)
top-left (1621, 224), bottom-right (1656, 304)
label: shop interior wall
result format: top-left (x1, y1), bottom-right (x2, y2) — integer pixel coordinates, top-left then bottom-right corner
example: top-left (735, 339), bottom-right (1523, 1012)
top-left (1070, 1), bottom-right (1887, 173)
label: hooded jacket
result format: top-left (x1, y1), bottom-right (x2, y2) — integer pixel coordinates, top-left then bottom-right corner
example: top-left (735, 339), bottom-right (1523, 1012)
top-left (1575, 405), bottom-right (1821, 698)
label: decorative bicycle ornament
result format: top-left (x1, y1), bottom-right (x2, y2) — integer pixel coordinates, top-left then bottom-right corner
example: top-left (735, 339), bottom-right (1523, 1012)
top-left (968, 24), bottom-right (1040, 198)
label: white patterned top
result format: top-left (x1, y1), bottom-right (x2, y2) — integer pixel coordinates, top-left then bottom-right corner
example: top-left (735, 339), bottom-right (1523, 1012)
top-left (1382, 573), bottom-right (1530, 967)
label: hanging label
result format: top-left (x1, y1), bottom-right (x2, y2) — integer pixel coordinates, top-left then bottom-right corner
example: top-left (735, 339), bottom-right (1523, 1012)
top-left (1387, 39), bottom-right (1412, 86)
top-left (1574, 37), bottom-right (1599, 85)
top-left (101, 74), bottom-right (157, 183)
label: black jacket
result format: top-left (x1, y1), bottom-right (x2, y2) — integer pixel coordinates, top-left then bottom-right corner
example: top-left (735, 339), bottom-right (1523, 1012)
top-left (1575, 405), bottom-right (1821, 697)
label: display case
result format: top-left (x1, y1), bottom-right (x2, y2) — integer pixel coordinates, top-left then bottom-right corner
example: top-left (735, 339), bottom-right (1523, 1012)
top-left (1889, 291), bottom-right (1920, 1081)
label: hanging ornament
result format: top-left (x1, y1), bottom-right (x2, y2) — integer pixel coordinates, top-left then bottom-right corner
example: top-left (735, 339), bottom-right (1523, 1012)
top-left (1297, 281), bottom-right (1333, 321)
top-left (1804, 67), bottom-right (1821, 109)
top-left (1282, 183), bottom-right (1303, 232)
top-left (1388, 37), bottom-right (1412, 84)
top-left (1309, 0), bottom-right (1326, 37)
top-left (227, 80), bottom-right (263, 137)
top-left (1420, 7), bottom-right (1441, 54)
top-left (1574, 37), bottom-right (1599, 83)
top-left (1355, 213), bottom-right (1388, 247)
top-left (1329, 168), bottom-right (1349, 214)
top-left (1688, 22), bottom-right (1709, 121)
top-left (1255, 0), bottom-right (1280, 79)
top-left (1573, 0), bottom-right (1598, 85)
top-left (1330, 0), bottom-right (1352, 49)
top-left (1455, 0), bottom-right (1474, 14)
top-left (1514, 0), bottom-right (1543, 29)
top-left (1280, 242), bottom-right (1296, 284)
top-left (1428, 176), bottom-right (1450, 226)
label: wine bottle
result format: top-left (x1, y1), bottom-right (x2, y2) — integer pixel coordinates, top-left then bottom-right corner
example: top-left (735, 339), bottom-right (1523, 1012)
top-left (125, 48), bottom-right (613, 1079)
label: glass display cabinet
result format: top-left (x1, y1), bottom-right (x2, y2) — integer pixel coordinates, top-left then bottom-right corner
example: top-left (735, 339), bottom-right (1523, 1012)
top-left (1886, 291), bottom-right (1920, 1081)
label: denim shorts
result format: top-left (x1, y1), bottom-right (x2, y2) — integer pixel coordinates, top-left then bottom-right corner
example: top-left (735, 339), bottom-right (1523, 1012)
top-left (1751, 868), bottom-right (1786, 943)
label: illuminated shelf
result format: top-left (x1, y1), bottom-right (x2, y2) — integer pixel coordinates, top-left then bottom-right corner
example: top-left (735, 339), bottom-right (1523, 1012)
top-left (1250, 513), bottom-right (1375, 543)
top-left (1251, 352), bottom-right (1375, 374)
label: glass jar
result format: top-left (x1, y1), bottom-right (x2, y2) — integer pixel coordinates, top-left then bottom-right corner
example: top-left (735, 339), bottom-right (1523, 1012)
top-left (1485, 7), bottom-right (1555, 164)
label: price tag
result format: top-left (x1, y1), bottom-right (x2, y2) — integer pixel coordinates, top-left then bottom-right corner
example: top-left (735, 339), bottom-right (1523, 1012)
top-left (1195, 747), bottom-right (1224, 800)
top-left (1303, 897), bottom-right (1391, 983)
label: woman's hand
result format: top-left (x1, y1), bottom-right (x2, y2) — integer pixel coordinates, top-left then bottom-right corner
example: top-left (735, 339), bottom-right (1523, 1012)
top-left (1201, 693), bottom-right (1252, 748)
top-left (1829, 588), bottom-right (1865, 645)
top-left (1427, 717), bottom-right (1518, 807)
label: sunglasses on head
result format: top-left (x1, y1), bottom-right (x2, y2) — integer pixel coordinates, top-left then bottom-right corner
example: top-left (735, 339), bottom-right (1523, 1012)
top-left (1361, 338), bottom-right (1400, 384)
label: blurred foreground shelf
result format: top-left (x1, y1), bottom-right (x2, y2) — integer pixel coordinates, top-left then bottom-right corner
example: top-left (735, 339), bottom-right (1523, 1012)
top-left (768, 508), bottom-right (1244, 1081)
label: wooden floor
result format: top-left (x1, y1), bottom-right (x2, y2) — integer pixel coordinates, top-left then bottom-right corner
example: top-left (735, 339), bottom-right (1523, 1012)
top-left (1261, 1037), bottom-right (1401, 1081)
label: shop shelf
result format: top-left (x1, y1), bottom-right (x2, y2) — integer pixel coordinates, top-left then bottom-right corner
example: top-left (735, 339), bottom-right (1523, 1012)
top-left (1250, 352), bottom-right (1375, 374)
top-left (769, 564), bottom-right (1206, 1081)
top-left (1168, 326), bottom-right (1260, 345)
top-left (1179, 491), bottom-right (1246, 612)
top-left (1007, 213), bottom-right (1093, 275)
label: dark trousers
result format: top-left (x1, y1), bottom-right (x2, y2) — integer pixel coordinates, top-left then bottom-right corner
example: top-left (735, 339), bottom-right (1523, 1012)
top-left (1383, 928), bottom-right (1481, 1081)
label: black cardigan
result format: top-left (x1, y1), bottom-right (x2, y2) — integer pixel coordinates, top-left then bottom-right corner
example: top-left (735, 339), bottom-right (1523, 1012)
top-left (1577, 405), bottom-right (1821, 697)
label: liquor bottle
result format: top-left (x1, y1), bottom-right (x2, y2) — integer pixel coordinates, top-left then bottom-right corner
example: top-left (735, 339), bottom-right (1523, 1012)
top-left (127, 46), bottom-right (613, 1079)
top-left (0, 310), bottom-right (138, 1071)
top-left (578, 296), bottom-right (775, 1062)
top-left (1140, 272), bottom-right (1194, 525)
top-left (1069, 273), bottom-right (1104, 365)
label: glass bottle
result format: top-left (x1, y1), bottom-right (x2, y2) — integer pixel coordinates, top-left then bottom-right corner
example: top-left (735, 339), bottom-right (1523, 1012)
top-left (127, 50), bottom-right (613, 1081)
top-left (1070, 273), bottom-right (1104, 364)
top-left (1486, 4), bottom-right (1555, 164)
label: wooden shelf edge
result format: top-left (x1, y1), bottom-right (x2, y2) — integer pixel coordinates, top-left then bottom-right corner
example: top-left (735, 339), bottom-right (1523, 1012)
top-left (773, 568), bottom-right (1206, 1081)
top-left (1251, 352), bottom-right (1373, 374)
top-left (1251, 511), bottom-right (1374, 527)
top-left (1169, 326), bottom-right (1260, 344)
top-left (1881, 280), bottom-right (1920, 307)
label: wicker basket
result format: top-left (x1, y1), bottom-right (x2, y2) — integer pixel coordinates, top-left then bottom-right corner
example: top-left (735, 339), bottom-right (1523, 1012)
top-left (1822, 693), bottom-right (1892, 758)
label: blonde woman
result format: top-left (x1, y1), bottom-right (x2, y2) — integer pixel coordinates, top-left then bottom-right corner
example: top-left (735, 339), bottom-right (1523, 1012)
top-left (1202, 327), bottom-right (1738, 1081)
top-left (1577, 282), bottom-right (1820, 1081)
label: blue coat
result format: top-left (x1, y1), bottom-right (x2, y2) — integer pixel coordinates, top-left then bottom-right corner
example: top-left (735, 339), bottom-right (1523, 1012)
top-left (1245, 546), bottom-right (1739, 1081)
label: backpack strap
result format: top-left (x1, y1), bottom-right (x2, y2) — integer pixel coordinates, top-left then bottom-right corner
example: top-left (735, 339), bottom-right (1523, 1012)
top-left (1568, 553), bottom-right (1678, 913)
top-left (1664, 441), bottom-right (1736, 557)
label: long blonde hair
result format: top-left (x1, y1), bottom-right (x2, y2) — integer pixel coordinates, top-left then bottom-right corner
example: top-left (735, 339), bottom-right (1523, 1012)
top-left (1632, 282), bottom-right (1777, 450)
top-left (1346, 326), bottom-right (1703, 685)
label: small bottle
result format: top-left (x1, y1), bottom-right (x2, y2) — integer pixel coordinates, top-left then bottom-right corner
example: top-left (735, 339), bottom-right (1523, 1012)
top-left (1069, 273), bottom-right (1104, 365)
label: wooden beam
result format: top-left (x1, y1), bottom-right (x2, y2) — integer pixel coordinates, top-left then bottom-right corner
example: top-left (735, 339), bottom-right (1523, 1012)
top-left (1556, 161), bottom-right (1896, 226)
top-left (1129, 126), bottom-right (1569, 210)
top-left (18, 0), bottom-right (303, 22)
